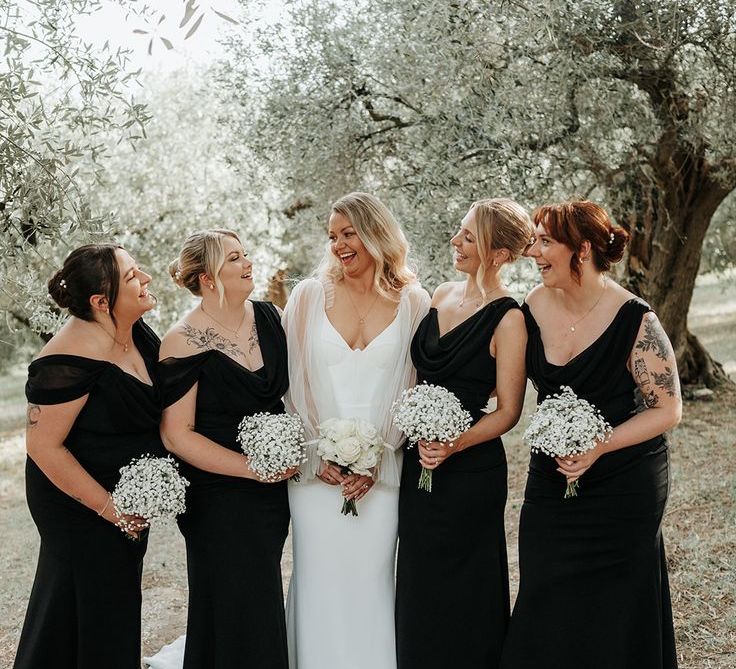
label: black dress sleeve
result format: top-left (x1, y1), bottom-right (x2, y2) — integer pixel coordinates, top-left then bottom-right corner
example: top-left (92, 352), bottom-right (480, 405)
top-left (158, 352), bottom-right (211, 408)
top-left (26, 356), bottom-right (107, 405)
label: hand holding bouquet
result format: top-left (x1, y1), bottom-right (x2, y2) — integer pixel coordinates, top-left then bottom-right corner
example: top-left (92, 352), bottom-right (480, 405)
top-left (391, 382), bottom-right (472, 492)
top-left (237, 412), bottom-right (306, 482)
top-left (316, 417), bottom-right (386, 516)
top-left (523, 386), bottom-right (612, 498)
top-left (112, 455), bottom-right (189, 537)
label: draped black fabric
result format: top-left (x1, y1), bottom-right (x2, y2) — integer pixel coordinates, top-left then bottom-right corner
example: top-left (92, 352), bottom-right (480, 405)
top-left (499, 299), bottom-right (678, 669)
top-left (397, 297), bottom-right (519, 669)
top-left (159, 301), bottom-right (291, 669)
top-left (14, 320), bottom-right (165, 669)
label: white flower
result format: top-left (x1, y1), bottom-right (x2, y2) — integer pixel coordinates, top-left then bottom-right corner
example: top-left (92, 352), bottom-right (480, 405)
top-left (112, 455), bottom-right (189, 528)
top-left (523, 386), bottom-right (612, 459)
top-left (320, 417), bottom-right (356, 442)
top-left (355, 418), bottom-right (379, 444)
top-left (334, 436), bottom-right (362, 465)
top-left (237, 412), bottom-right (306, 482)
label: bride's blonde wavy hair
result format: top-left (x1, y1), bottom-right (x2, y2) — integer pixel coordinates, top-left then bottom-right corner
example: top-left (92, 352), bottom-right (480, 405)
top-left (316, 192), bottom-right (416, 301)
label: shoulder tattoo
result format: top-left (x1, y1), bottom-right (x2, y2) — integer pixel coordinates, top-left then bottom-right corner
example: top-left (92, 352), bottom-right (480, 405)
top-left (635, 315), bottom-right (670, 361)
top-left (182, 323), bottom-right (245, 360)
top-left (247, 320), bottom-right (259, 356)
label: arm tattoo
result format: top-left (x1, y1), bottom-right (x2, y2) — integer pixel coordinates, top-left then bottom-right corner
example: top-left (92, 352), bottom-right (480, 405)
top-left (26, 404), bottom-right (41, 428)
top-left (182, 323), bottom-right (245, 360)
top-left (653, 367), bottom-right (678, 397)
top-left (247, 321), bottom-right (259, 356)
top-left (632, 357), bottom-right (659, 409)
top-left (635, 316), bottom-right (670, 361)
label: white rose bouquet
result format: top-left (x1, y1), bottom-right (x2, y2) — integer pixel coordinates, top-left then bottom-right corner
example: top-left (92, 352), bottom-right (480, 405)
top-left (523, 385), bottom-right (613, 498)
top-left (316, 417), bottom-right (386, 516)
top-left (112, 455), bottom-right (189, 536)
top-left (391, 382), bottom-right (472, 492)
top-left (237, 412), bottom-right (306, 482)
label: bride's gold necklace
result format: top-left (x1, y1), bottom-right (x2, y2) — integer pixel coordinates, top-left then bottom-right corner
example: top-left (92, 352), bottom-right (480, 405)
top-left (344, 286), bottom-right (380, 330)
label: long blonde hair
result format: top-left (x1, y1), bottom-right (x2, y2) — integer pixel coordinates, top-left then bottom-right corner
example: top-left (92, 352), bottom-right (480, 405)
top-left (169, 229), bottom-right (242, 306)
top-left (317, 192), bottom-right (416, 300)
top-left (471, 198), bottom-right (533, 301)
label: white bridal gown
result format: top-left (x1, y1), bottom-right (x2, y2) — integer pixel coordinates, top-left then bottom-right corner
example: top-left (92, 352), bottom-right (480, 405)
top-left (286, 308), bottom-right (403, 669)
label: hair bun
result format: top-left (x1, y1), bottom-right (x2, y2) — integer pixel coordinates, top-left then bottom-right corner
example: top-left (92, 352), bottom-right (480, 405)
top-left (606, 226), bottom-right (630, 264)
top-left (47, 270), bottom-right (71, 309)
top-left (168, 258), bottom-right (184, 287)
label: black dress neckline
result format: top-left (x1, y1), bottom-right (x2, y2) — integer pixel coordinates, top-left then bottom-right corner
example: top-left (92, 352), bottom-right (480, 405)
top-left (29, 319), bottom-right (157, 387)
top-left (431, 296), bottom-right (518, 342)
top-left (523, 297), bottom-right (642, 369)
top-left (161, 299), bottom-right (268, 376)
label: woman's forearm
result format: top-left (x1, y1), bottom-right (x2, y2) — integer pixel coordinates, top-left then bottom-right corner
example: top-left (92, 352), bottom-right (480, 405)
top-left (602, 405), bottom-right (681, 455)
top-left (161, 427), bottom-right (254, 478)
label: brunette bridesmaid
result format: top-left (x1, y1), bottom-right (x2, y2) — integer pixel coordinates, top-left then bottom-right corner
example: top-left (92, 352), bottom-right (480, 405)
top-left (14, 244), bottom-right (164, 669)
top-left (500, 201), bottom-right (680, 669)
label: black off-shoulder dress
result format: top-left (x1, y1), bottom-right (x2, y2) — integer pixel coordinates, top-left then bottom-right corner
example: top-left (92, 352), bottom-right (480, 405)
top-left (499, 299), bottom-right (677, 669)
top-left (14, 320), bottom-right (165, 669)
top-left (159, 301), bottom-right (290, 669)
top-left (397, 297), bottom-right (519, 669)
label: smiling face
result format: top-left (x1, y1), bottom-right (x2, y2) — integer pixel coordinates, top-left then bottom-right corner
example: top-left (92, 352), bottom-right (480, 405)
top-left (450, 208), bottom-right (482, 276)
top-left (328, 211), bottom-right (373, 278)
top-left (525, 221), bottom-right (577, 288)
top-left (111, 248), bottom-right (155, 320)
top-left (215, 235), bottom-right (254, 299)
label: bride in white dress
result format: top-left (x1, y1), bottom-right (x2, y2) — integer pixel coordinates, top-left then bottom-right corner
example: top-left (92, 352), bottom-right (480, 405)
top-left (283, 192), bottom-right (429, 669)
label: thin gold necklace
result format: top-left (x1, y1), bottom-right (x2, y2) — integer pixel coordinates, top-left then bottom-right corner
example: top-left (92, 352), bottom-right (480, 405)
top-left (200, 304), bottom-right (247, 336)
top-left (344, 285), bottom-right (380, 328)
top-left (568, 279), bottom-right (607, 333)
top-left (459, 282), bottom-right (504, 308)
top-left (94, 322), bottom-right (131, 353)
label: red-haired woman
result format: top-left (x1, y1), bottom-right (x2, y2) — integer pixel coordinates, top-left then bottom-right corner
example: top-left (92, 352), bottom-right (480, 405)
top-left (500, 201), bottom-right (680, 669)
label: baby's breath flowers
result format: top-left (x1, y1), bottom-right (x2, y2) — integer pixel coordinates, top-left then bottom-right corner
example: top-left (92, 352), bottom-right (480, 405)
top-left (391, 383), bottom-right (472, 492)
top-left (112, 455), bottom-right (189, 536)
top-left (316, 417), bottom-right (386, 517)
top-left (237, 412), bottom-right (306, 482)
top-left (523, 385), bottom-right (613, 498)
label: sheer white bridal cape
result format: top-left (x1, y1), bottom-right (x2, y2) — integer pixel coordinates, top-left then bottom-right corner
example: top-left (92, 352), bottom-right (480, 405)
top-left (283, 277), bottom-right (429, 669)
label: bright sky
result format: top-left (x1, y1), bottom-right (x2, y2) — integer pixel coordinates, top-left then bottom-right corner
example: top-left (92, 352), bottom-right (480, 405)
top-left (75, 0), bottom-right (287, 72)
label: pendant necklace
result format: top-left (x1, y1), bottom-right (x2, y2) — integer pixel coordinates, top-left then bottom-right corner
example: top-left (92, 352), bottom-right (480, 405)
top-left (568, 279), bottom-right (607, 333)
top-left (459, 282), bottom-right (504, 309)
top-left (94, 322), bottom-right (131, 353)
top-left (345, 286), bottom-right (380, 330)
top-left (200, 304), bottom-right (247, 336)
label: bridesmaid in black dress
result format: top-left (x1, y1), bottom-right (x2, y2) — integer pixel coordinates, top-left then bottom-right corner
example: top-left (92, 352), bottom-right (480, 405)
top-left (397, 198), bottom-right (533, 668)
top-left (500, 201), bottom-right (681, 669)
top-left (14, 244), bottom-right (164, 669)
top-left (160, 230), bottom-right (295, 669)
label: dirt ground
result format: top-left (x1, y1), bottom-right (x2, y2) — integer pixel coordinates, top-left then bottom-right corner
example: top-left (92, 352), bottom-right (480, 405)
top-left (0, 277), bottom-right (734, 668)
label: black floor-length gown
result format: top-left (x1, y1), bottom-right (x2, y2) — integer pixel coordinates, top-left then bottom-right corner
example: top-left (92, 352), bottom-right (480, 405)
top-left (397, 297), bottom-right (519, 669)
top-left (14, 320), bottom-right (165, 669)
top-left (499, 298), bottom-right (677, 669)
top-left (160, 301), bottom-right (290, 669)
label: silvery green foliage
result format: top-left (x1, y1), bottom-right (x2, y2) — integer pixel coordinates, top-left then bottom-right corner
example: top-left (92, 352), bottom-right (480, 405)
top-left (237, 412), bottom-right (306, 482)
top-left (523, 386), bottom-right (612, 459)
top-left (112, 454), bottom-right (189, 530)
top-left (391, 382), bottom-right (472, 446)
top-left (87, 70), bottom-right (290, 332)
top-left (0, 0), bottom-right (151, 357)
top-left (222, 0), bottom-right (736, 289)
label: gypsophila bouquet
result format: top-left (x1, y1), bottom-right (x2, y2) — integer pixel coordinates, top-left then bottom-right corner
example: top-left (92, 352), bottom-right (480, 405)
top-left (523, 386), bottom-right (612, 498)
top-left (237, 412), bottom-right (306, 482)
top-left (112, 455), bottom-right (189, 535)
top-left (391, 383), bottom-right (472, 492)
top-left (316, 417), bottom-right (386, 517)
